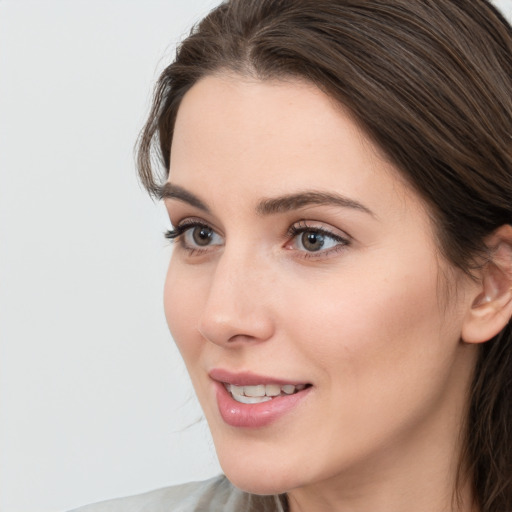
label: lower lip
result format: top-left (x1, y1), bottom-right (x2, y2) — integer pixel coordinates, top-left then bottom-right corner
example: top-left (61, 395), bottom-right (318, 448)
top-left (214, 381), bottom-right (311, 428)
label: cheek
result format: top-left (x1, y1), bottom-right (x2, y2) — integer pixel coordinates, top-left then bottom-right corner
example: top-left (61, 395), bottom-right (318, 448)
top-left (285, 253), bottom-right (454, 394)
top-left (163, 258), bottom-right (203, 361)
top-left (273, 257), bottom-right (463, 468)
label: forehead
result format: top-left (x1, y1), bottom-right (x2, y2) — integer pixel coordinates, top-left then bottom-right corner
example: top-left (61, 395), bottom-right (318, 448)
top-left (173, 74), bottom-right (361, 150)
top-left (169, 74), bottom-right (426, 223)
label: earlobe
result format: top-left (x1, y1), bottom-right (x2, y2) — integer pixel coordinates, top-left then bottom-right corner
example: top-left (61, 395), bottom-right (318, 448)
top-left (461, 225), bottom-right (512, 344)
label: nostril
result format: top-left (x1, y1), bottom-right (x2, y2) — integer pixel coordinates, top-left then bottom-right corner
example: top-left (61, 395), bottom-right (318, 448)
top-left (226, 333), bottom-right (262, 343)
top-left (197, 309), bottom-right (274, 346)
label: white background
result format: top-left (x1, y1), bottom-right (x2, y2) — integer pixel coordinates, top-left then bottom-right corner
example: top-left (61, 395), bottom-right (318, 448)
top-left (1, 1), bottom-right (511, 511)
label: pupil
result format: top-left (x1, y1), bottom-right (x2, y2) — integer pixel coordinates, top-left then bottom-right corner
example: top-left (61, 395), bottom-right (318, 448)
top-left (302, 231), bottom-right (324, 251)
top-left (193, 226), bottom-right (212, 246)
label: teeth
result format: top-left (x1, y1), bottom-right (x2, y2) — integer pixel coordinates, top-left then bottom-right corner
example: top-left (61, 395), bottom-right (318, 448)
top-left (233, 395), bottom-right (272, 404)
top-left (244, 385), bottom-right (266, 397)
top-left (225, 382), bottom-right (307, 402)
top-left (230, 384), bottom-right (245, 397)
top-left (265, 384), bottom-right (281, 396)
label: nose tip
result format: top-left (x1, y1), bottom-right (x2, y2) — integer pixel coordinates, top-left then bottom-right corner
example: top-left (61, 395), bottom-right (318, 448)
top-left (198, 292), bottom-right (275, 345)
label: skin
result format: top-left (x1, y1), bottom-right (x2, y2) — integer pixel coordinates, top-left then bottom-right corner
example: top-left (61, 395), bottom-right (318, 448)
top-left (163, 74), bottom-right (482, 512)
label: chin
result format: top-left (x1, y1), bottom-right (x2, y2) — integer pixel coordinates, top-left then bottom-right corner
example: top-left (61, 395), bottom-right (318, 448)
top-left (214, 440), bottom-right (308, 496)
top-left (222, 466), bottom-right (294, 496)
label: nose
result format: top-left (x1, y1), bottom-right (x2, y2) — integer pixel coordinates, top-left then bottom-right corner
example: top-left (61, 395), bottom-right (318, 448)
top-left (197, 248), bottom-right (275, 346)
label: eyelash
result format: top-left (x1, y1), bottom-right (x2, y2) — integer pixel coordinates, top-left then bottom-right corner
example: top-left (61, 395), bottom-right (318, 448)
top-left (165, 222), bottom-right (208, 241)
top-left (164, 220), bottom-right (351, 259)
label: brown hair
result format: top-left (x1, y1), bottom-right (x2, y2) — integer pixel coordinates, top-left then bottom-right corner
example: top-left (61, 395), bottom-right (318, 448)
top-left (137, 1), bottom-right (512, 510)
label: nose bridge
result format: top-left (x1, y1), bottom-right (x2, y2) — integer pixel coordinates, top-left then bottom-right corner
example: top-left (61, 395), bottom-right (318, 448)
top-left (198, 243), bottom-right (274, 345)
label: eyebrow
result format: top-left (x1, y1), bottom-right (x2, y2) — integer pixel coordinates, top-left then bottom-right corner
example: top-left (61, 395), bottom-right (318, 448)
top-left (159, 183), bottom-right (210, 212)
top-left (160, 182), bottom-right (374, 217)
top-left (256, 191), bottom-right (374, 216)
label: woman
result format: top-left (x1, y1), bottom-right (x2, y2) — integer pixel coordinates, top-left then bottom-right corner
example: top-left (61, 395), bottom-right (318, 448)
top-left (75, 0), bottom-right (512, 511)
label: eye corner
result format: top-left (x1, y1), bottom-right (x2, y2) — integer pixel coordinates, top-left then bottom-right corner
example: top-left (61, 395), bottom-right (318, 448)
top-left (164, 228), bottom-right (181, 240)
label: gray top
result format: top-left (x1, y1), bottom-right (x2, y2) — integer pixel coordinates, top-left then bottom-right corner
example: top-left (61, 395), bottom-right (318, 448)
top-left (71, 475), bottom-right (287, 512)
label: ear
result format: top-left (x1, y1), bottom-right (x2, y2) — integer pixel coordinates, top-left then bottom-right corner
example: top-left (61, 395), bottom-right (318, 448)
top-left (461, 224), bottom-right (512, 344)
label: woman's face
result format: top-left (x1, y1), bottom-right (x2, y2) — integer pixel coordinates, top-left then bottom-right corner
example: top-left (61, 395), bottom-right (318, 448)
top-left (163, 75), bottom-right (478, 496)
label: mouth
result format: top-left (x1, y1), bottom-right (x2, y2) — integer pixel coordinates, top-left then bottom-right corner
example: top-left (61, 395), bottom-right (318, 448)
top-left (210, 369), bottom-right (312, 428)
top-left (224, 382), bottom-right (311, 404)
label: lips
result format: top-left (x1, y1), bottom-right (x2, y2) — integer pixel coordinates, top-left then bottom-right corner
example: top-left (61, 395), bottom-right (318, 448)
top-left (209, 368), bottom-right (309, 386)
top-left (210, 369), bottom-right (312, 428)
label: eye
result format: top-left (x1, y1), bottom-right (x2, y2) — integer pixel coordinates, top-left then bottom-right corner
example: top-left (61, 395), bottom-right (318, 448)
top-left (287, 221), bottom-right (350, 256)
top-left (298, 231), bottom-right (334, 252)
top-left (184, 225), bottom-right (217, 247)
top-left (165, 220), bottom-right (223, 252)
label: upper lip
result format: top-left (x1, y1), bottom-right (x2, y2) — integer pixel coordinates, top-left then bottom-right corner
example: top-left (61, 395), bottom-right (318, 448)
top-left (209, 368), bottom-right (310, 387)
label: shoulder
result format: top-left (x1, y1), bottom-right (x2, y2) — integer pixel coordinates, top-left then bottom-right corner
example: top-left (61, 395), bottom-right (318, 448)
top-left (70, 475), bottom-right (251, 512)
